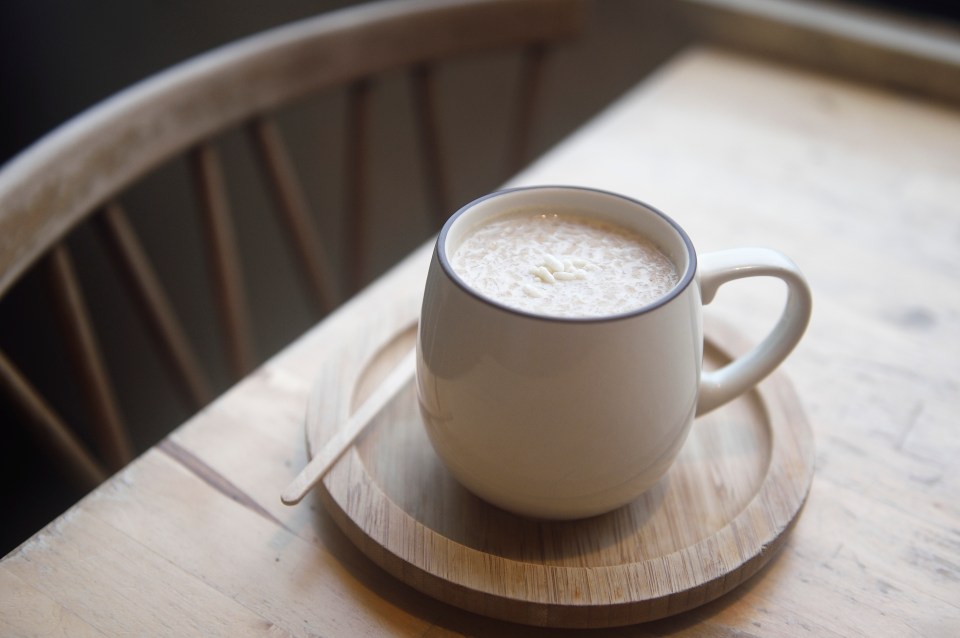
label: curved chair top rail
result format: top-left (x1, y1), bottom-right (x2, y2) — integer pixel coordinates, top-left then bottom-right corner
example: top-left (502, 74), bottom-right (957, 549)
top-left (0, 0), bottom-right (583, 297)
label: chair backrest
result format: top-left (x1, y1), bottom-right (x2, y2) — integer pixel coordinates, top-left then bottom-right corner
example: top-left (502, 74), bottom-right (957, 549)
top-left (0, 0), bottom-right (585, 490)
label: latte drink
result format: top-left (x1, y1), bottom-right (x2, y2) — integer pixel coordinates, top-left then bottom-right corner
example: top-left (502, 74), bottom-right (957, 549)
top-left (449, 209), bottom-right (679, 318)
top-left (420, 187), bottom-right (812, 519)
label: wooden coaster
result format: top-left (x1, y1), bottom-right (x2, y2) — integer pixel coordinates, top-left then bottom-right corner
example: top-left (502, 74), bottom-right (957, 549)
top-left (306, 306), bottom-right (814, 628)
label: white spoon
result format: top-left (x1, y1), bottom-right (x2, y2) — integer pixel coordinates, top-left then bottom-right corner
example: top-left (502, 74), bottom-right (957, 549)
top-left (281, 349), bottom-right (416, 505)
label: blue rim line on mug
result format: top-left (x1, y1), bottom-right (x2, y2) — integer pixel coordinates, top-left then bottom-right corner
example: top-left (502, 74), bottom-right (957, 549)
top-left (436, 185), bottom-right (699, 324)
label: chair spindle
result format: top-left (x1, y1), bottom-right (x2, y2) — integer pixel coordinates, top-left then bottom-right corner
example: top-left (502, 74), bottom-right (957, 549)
top-left (247, 116), bottom-right (340, 314)
top-left (190, 142), bottom-right (256, 379)
top-left (47, 244), bottom-right (134, 470)
top-left (410, 63), bottom-right (451, 228)
top-left (97, 201), bottom-right (214, 409)
top-left (344, 79), bottom-right (372, 293)
top-left (0, 348), bottom-right (108, 489)
top-left (509, 43), bottom-right (548, 177)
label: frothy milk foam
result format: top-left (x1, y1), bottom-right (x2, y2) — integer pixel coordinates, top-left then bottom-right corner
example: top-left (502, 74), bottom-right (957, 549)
top-left (449, 209), bottom-right (679, 318)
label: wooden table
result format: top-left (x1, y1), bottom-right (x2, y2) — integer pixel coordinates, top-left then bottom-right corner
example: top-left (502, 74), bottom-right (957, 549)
top-left (3, 47), bottom-right (958, 636)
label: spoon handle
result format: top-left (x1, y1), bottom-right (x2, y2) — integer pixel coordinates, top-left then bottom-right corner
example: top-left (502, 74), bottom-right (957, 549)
top-left (281, 349), bottom-right (416, 505)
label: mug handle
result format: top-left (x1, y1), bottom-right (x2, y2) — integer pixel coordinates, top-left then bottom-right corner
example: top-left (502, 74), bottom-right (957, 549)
top-left (696, 247), bottom-right (812, 416)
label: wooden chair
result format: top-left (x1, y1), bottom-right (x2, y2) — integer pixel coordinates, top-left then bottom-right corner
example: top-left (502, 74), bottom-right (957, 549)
top-left (0, 0), bottom-right (584, 493)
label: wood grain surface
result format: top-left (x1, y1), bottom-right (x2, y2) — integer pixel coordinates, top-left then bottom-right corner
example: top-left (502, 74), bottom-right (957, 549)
top-left (3, 47), bottom-right (959, 637)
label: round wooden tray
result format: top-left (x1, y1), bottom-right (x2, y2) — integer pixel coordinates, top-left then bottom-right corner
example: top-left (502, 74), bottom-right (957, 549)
top-left (306, 303), bottom-right (813, 628)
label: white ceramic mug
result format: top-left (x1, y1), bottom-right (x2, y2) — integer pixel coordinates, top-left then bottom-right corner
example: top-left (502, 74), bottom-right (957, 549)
top-left (416, 186), bottom-right (812, 519)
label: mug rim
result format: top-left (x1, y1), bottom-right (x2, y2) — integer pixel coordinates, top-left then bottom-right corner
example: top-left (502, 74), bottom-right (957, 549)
top-left (437, 185), bottom-right (698, 324)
